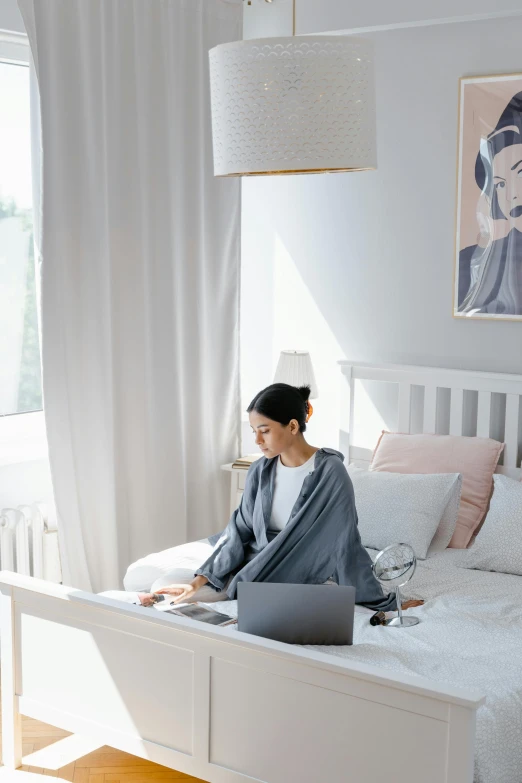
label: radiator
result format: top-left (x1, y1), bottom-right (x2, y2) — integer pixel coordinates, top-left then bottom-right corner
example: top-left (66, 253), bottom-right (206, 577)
top-left (0, 503), bottom-right (62, 583)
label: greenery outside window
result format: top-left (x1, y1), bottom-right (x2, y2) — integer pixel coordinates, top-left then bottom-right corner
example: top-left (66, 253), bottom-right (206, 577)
top-left (0, 50), bottom-right (43, 416)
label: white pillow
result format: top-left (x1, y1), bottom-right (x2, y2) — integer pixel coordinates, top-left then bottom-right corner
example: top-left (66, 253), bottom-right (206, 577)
top-left (427, 472), bottom-right (463, 555)
top-left (347, 466), bottom-right (462, 560)
top-left (464, 474), bottom-right (522, 576)
top-left (123, 538), bottom-right (213, 591)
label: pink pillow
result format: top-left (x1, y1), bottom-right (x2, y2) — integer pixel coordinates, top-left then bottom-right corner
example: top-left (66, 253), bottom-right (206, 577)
top-left (370, 432), bottom-right (504, 548)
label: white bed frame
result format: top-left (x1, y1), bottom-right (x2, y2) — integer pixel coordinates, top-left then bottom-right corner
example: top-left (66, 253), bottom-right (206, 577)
top-left (340, 361), bottom-right (522, 479)
top-left (5, 360), bottom-right (522, 783)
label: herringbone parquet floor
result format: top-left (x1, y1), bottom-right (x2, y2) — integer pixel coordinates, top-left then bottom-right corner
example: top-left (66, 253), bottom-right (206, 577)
top-left (0, 713), bottom-right (207, 783)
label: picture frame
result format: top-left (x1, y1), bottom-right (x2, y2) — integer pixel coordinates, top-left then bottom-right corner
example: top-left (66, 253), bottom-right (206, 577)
top-left (454, 73), bottom-right (522, 320)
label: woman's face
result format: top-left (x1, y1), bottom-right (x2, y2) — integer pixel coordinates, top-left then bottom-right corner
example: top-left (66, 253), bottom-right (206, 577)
top-left (492, 143), bottom-right (522, 224)
top-left (249, 410), bottom-right (299, 459)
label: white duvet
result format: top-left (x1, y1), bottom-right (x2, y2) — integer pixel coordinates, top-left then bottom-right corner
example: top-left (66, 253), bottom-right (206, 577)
top-left (205, 551), bottom-right (522, 783)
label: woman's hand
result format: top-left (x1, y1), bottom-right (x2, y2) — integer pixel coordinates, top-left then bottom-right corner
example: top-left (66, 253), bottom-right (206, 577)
top-left (156, 575), bottom-right (209, 605)
top-left (402, 599), bottom-right (424, 610)
top-left (137, 592), bottom-right (157, 606)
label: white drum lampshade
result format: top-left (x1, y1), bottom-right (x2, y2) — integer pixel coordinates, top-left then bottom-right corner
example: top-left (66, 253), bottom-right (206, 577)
top-left (209, 36), bottom-right (376, 177)
top-left (273, 350), bottom-right (318, 399)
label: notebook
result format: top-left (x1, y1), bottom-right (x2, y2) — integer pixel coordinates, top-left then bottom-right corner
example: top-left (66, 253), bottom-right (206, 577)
top-left (164, 603), bottom-right (237, 627)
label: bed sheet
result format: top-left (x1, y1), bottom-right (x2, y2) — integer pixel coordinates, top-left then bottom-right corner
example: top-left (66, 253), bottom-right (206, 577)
top-left (203, 551), bottom-right (522, 783)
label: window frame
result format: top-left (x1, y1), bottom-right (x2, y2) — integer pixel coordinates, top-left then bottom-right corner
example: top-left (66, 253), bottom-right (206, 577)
top-left (0, 30), bottom-right (30, 66)
top-left (0, 30), bottom-right (46, 460)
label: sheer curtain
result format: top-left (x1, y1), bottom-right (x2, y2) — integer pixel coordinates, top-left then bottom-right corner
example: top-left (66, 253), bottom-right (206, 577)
top-left (18, 0), bottom-right (242, 592)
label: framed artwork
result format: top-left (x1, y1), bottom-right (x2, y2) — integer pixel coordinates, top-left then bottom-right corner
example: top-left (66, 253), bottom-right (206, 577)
top-left (454, 73), bottom-right (522, 320)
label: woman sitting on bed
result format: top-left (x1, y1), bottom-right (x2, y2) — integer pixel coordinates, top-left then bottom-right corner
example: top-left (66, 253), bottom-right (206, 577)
top-left (102, 384), bottom-right (419, 611)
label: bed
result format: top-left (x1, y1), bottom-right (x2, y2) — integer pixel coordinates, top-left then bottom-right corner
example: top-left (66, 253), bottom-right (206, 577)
top-left (2, 361), bottom-right (522, 783)
top-left (206, 548), bottom-right (522, 783)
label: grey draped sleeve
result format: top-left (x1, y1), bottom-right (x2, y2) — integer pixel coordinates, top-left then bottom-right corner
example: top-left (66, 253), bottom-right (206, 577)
top-left (225, 454), bottom-right (395, 611)
top-left (195, 449), bottom-right (395, 612)
top-left (331, 505), bottom-right (397, 612)
top-left (194, 465), bottom-right (258, 591)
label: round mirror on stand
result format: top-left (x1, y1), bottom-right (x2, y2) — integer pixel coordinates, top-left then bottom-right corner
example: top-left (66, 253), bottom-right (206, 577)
top-left (372, 543), bottom-right (420, 627)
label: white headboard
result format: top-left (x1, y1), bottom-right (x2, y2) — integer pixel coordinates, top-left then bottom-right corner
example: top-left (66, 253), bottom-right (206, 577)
top-left (339, 362), bottom-right (522, 480)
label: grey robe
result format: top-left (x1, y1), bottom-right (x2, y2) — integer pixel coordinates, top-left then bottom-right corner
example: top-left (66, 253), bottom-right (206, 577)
top-left (196, 448), bottom-right (395, 611)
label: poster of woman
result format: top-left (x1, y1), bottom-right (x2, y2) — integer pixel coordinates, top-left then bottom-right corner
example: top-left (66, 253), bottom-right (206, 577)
top-left (455, 74), bottom-right (522, 319)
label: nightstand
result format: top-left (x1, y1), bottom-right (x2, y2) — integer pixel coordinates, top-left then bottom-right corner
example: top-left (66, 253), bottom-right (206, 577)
top-left (221, 464), bottom-right (248, 516)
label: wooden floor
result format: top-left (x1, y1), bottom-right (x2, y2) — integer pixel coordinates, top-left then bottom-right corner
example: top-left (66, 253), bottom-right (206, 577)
top-left (0, 712), bottom-right (207, 783)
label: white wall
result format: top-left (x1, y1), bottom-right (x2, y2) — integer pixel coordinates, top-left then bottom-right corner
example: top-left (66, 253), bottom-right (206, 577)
top-left (0, 411), bottom-right (54, 509)
top-left (297, 0), bottom-right (522, 35)
top-left (241, 6), bottom-right (522, 452)
top-left (0, 459), bottom-right (54, 508)
top-left (0, 0), bottom-right (25, 34)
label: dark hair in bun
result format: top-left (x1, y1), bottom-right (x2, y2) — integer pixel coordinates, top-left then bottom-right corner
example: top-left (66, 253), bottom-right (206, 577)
top-left (247, 383), bottom-right (311, 432)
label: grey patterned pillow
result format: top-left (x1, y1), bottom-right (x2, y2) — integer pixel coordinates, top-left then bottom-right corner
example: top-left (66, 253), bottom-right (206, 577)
top-left (464, 474), bottom-right (522, 576)
top-left (347, 466), bottom-right (462, 560)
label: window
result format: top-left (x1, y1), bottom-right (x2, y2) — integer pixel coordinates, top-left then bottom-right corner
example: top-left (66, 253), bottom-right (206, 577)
top-left (0, 51), bottom-right (43, 416)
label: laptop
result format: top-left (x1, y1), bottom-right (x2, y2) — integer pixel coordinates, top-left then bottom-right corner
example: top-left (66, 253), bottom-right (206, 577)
top-left (237, 582), bottom-right (355, 645)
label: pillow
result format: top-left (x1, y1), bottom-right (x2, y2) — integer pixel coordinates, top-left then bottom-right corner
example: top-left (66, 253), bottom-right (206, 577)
top-left (123, 538), bottom-right (214, 592)
top-left (349, 465), bottom-right (462, 556)
top-left (426, 471), bottom-right (463, 555)
top-left (370, 432), bottom-right (503, 548)
top-left (347, 466), bottom-right (462, 559)
top-left (464, 474), bottom-right (522, 576)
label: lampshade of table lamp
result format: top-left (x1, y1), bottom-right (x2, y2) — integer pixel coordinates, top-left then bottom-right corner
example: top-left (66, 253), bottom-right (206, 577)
top-left (273, 351), bottom-right (318, 399)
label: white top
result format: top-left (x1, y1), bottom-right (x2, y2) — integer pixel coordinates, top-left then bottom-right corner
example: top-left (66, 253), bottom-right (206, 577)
top-left (269, 452), bottom-right (317, 532)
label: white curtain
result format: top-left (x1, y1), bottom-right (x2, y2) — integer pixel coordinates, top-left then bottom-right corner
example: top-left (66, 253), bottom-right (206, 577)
top-left (18, 0), bottom-right (242, 592)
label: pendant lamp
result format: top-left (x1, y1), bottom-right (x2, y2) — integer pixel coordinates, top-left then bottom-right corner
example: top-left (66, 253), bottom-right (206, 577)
top-left (209, 0), bottom-right (376, 177)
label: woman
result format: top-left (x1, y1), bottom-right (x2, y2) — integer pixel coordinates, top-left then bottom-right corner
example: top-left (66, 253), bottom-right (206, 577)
top-left (102, 384), bottom-right (416, 611)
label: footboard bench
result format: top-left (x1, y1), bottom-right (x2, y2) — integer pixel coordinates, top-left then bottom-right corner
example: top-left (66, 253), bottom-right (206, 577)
top-left (0, 572), bottom-right (483, 783)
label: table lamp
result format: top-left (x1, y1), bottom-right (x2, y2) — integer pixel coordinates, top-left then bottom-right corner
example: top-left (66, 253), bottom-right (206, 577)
top-left (273, 350), bottom-right (318, 399)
